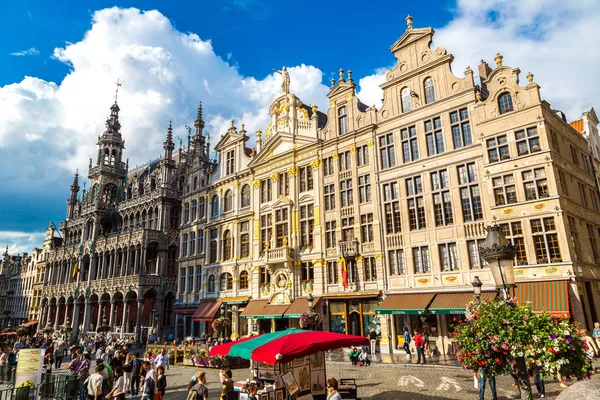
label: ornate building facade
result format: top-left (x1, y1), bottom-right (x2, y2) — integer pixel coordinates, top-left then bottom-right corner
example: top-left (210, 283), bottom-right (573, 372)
top-left (0, 249), bottom-right (34, 327)
top-left (176, 17), bottom-right (600, 354)
top-left (35, 101), bottom-right (182, 342)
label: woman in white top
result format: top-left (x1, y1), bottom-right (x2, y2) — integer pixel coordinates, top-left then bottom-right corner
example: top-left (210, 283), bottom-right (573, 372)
top-left (106, 366), bottom-right (125, 400)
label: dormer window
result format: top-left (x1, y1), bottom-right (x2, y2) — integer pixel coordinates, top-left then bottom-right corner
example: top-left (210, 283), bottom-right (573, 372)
top-left (424, 77), bottom-right (436, 104)
top-left (498, 92), bottom-right (514, 115)
top-left (225, 150), bottom-right (235, 175)
top-left (401, 87), bottom-right (411, 112)
top-left (338, 106), bottom-right (348, 135)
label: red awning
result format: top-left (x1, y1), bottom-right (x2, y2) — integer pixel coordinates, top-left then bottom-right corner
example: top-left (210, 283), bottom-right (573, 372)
top-left (21, 320), bottom-right (39, 327)
top-left (192, 300), bottom-right (222, 321)
top-left (515, 280), bottom-right (570, 317)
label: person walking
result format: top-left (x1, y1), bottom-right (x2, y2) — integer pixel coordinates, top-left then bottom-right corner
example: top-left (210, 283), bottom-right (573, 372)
top-left (187, 371), bottom-right (208, 400)
top-left (140, 361), bottom-right (155, 400)
top-left (478, 369), bottom-right (498, 400)
top-left (368, 329), bottom-right (378, 355)
top-left (86, 365), bottom-right (105, 400)
top-left (122, 353), bottom-right (133, 394)
top-left (105, 367), bottom-right (125, 400)
top-left (131, 353), bottom-right (143, 396)
top-left (413, 330), bottom-right (425, 364)
top-left (55, 344), bottom-right (64, 369)
top-left (155, 349), bottom-right (169, 372)
top-left (156, 366), bottom-right (167, 400)
top-left (326, 377), bottom-right (342, 400)
top-left (220, 369), bottom-right (234, 400)
top-left (402, 327), bottom-right (411, 359)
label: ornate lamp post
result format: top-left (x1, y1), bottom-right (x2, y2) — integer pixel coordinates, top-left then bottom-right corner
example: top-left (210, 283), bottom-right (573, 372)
top-left (307, 293), bottom-right (314, 310)
top-left (471, 276), bottom-right (482, 300)
top-left (478, 225), bottom-right (532, 400)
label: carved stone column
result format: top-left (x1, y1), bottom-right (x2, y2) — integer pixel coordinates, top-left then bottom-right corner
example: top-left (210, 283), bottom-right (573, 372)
top-left (121, 300), bottom-right (130, 334)
top-left (71, 299), bottom-right (81, 340)
top-left (109, 300), bottom-right (117, 328)
top-left (82, 297), bottom-right (92, 335)
top-left (134, 298), bottom-right (144, 344)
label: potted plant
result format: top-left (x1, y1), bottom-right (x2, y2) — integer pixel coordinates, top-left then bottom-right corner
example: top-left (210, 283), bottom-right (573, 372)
top-left (551, 257), bottom-right (563, 263)
top-left (537, 257), bottom-right (548, 264)
top-left (16, 327), bottom-right (28, 336)
top-left (517, 259), bottom-right (528, 266)
top-left (299, 309), bottom-right (323, 329)
top-left (15, 380), bottom-right (35, 400)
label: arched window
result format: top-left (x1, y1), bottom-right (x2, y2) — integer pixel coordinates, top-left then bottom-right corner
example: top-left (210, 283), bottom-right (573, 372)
top-left (193, 176), bottom-right (198, 191)
top-left (211, 195), bottom-right (219, 217)
top-left (239, 270), bottom-right (249, 290)
top-left (223, 190), bottom-right (233, 212)
top-left (208, 275), bottom-right (215, 292)
top-left (424, 77), bottom-right (436, 104)
top-left (401, 87), bottom-right (411, 112)
top-left (338, 106), bottom-right (348, 135)
top-left (241, 185), bottom-right (251, 208)
top-left (498, 92), bottom-right (514, 114)
top-left (223, 230), bottom-right (233, 260)
top-left (148, 209), bottom-right (154, 229)
top-left (220, 273), bottom-right (233, 291)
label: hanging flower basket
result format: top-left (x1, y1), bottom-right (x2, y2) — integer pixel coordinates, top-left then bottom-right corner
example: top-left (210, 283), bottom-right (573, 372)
top-left (16, 327), bottom-right (28, 336)
top-left (299, 309), bottom-right (322, 329)
top-left (43, 326), bottom-right (54, 334)
top-left (212, 317), bottom-right (230, 331)
top-left (2, 328), bottom-right (13, 334)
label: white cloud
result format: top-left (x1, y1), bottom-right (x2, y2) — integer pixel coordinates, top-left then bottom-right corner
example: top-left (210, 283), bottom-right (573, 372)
top-left (0, 231), bottom-right (45, 255)
top-left (10, 47), bottom-right (40, 56)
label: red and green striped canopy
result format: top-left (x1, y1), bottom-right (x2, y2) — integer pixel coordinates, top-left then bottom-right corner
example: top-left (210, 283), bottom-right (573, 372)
top-left (209, 328), bottom-right (369, 364)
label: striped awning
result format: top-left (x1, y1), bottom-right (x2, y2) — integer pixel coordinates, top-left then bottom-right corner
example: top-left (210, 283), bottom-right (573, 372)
top-left (515, 280), bottom-right (570, 317)
top-left (429, 292), bottom-right (496, 314)
top-left (192, 300), bottom-right (222, 321)
top-left (375, 293), bottom-right (435, 315)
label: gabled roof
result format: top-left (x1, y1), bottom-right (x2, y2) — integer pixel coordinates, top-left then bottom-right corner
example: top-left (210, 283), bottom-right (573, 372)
top-left (389, 27), bottom-right (434, 55)
top-left (248, 132), bottom-right (317, 169)
top-left (569, 119), bottom-right (584, 134)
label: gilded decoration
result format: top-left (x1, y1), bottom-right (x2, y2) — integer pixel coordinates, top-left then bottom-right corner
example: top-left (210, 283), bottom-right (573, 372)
top-left (287, 166), bottom-right (299, 177)
top-left (349, 146), bottom-right (357, 154)
top-left (298, 108), bottom-right (309, 120)
top-left (252, 179), bottom-right (262, 188)
top-left (310, 159), bottom-right (322, 169)
top-left (270, 172), bottom-right (279, 182)
top-left (332, 152), bottom-right (339, 160)
top-left (367, 140), bottom-right (374, 148)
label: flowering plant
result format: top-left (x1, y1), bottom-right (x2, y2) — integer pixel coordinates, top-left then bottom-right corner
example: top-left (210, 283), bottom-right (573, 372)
top-left (299, 309), bottom-right (322, 329)
top-left (212, 317), bottom-right (230, 331)
top-left (454, 297), bottom-right (592, 379)
top-left (16, 327), bottom-right (28, 336)
top-left (43, 326), bottom-right (54, 334)
top-left (16, 380), bottom-right (35, 388)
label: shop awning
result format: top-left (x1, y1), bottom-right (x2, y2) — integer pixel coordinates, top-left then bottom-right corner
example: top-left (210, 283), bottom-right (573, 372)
top-left (515, 280), bottom-right (570, 317)
top-left (428, 292), bottom-right (496, 314)
top-left (222, 296), bottom-right (251, 305)
top-left (375, 293), bottom-right (435, 315)
top-left (192, 300), bottom-right (222, 321)
top-left (240, 299), bottom-right (290, 319)
top-left (173, 309), bottom-right (196, 315)
top-left (21, 320), bottom-right (39, 327)
top-left (284, 297), bottom-right (321, 318)
top-left (321, 291), bottom-right (380, 300)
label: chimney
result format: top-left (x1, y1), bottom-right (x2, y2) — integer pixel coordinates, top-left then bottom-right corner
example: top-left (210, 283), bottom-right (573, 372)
top-left (478, 60), bottom-right (493, 83)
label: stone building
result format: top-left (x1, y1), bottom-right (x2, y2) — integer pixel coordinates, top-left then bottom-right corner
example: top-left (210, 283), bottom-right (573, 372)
top-left (176, 17), bottom-right (600, 354)
top-left (36, 100), bottom-right (182, 342)
top-left (0, 249), bottom-right (32, 327)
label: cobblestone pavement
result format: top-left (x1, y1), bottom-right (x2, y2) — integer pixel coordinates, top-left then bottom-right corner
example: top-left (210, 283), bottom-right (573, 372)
top-left (160, 364), bottom-right (600, 400)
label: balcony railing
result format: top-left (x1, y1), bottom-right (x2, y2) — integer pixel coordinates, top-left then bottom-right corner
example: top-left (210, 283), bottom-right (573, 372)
top-left (464, 221), bottom-right (486, 238)
top-left (264, 247), bottom-right (292, 263)
top-left (338, 239), bottom-right (359, 257)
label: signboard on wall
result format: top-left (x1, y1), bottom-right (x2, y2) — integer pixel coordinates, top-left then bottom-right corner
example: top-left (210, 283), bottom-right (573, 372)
top-left (14, 349), bottom-right (44, 388)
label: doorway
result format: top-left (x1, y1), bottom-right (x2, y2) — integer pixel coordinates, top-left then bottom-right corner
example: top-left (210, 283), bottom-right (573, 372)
top-left (349, 312), bottom-right (361, 336)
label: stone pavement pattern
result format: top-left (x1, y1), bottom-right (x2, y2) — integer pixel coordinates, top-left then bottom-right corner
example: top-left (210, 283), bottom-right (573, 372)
top-left (160, 364), bottom-right (600, 400)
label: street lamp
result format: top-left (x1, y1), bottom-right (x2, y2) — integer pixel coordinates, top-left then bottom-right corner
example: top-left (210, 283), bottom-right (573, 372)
top-left (307, 293), bottom-right (314, 310)
top-left (471, 276), bottom-right (482, 299)
top-left (478, 224), bottom-right (532, 400)
top-left (478, 225), bottom-right (517, 299)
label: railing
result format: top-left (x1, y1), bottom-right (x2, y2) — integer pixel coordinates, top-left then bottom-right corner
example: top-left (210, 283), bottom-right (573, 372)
top-left (265, 247), bottom-right (291, 263)
top-left (385, 233), bottom-right (403, 249)
top-left (338, 240), bottom-right (359, 257)
top-left (339, 170), bottom-right (352, 180)
top-left (464, 221), bottom-right (486, 238)
top-left (340, 206), bottom-right (354, 217)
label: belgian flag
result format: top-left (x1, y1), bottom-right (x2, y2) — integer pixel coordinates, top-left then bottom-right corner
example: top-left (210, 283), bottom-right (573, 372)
top-left (340, 255), bottom-right (349, 289)
top-left (71, 262), bottom-right (79, 282)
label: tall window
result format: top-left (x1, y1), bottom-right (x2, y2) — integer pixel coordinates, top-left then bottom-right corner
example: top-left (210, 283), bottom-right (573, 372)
top-left (570, 145), bottom-right (579, 165)
top-left (383, 182), bottom-right (401, 234)
top-left (279, 172), bottom-right (289, 196)
top-left (487, 135), bottom-right (509, 163)
top-left (413, 246), bottom-right (431, 273)
top-left (223, 190), bottom-right (233, 212)
top-left (324, 184), bottom-right (336, 211)
top-left (425, 117), bottom-right (444, 156)
top-left (299, 166), bottom-right (313, 192)
top-left (209, 229), bottom-right (218, 263)
top-left (406, 175), bottom-right (426, 230)
top-left (240, 221), bottom-right (250, 258)
top-left (590, 188), bottom-right (599, 212)
top-left (360, 214), bottom-right (374, 243)
top-left (340, 179), bottom-right (353, 207)
top-left (568, 216), bottom-right (580, 258)
top-left (327, 261), bottom-right (338, 285)
top-left (339, 151), bottom-right (352, 171)
top-left (300, 204), bottom-right (314, 247)
top-left (325, 221), bottom-right (336, 248)
top-left (241, 185), bottom-right (251, 208)
top-left (357, 145), bottom-right (369, 166)
top-left (197, 229), bottom-right (204, 255)
top-left (516, 126), bottom-right (540, 155)
top-left (498, 92), bottom-right (514, 114)
top-left (401, 87), bottom-right (411, 112)
top-left (587, 224), bottom-right (599, 264)
top-left (208, 275), bottom-right (215, 292)
top-left (220, 273), bottom-right (233, 291)
top-left (193, 176), bottom-right (199, 191)
top-left (261, 179), bottom-right (272, 203)
top-left (187, 266), bottom-right (194, 292)
top-left (196, 266), bottom-right (202, 292)
top-left (467, 240), bottom-right (487, 269)
top-left (388, 249), bottom-right (405, 275)
top-left (424, 77), bottom-right (435, 104)
top-left (363, 257), bottom-right (377, 282)
top-left (578, 182), bottom-right (588, 207)
top-left (239, 270), bottom-right (249, 290)
top-left (260, 266), bottom-right (270, 286)
top-left (341, 217), bottom-right (354, 241)
top-left (323, 157), bottom-right (334, 176)
top-left (431, 169), bottom-right (453, 226)
top-left (222, 230), bottom-right (232, 260)
top-left (338, 106), bottom-right (348, 135)
top-left (522, 168), bottom-right (549, 201)
top-left (531, 217), bottom-right (561, 263)
top-left (499, 222), bottom-right (527, 264)
top-left (275, 209), bottom-right (289, 247)
top-left (199, 197), bottom-right (206, 219)
top-left (182, 233), bottom-right (188, 257)
top-left (301, 262), bottom-right (314, 282)
top-left (211, 195), bottom-right (219, 217)
top-left (493, 174), bottom-right (517, 205)
top-left (358, 175), bottom-right (371, 203)
top-left (558, 170), bottom-right (569, 196)
top-left (260, 214), bottom-right (272, 253)
top-left (184, 203), bottom-right (190, 224)
top-left (450, 108), bottom-right (472, 149)
top-left (401, 125), bottom-right (419, 163)
top-left (379, 133), bottom-right (396, 169)
top-left (458, 163), bottom-right (483, 222)
top-left (225, 150), bottom-right (235, 175)
top-left (439, 242), bottom-right (459, 271)
top-left (190, 231), bottom-right (196, 255)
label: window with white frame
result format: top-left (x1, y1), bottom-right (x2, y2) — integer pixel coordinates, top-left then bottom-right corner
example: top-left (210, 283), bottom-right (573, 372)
top-left (458, 163), bottom-right (483, 221)
top-left (299, 166), bottom-right (313, 192)
top-left (516, 126), bottom-right (540, 156)
top-left (260, 214), bottom-right (272, 253)
top-left (383, 182), bottom-right (401, 234)
top-left (240, 221), bottom-right (250, 258)
top-left (341, 217), bottom-right (354, 241)
top-left (388, 249), bottom-right (405, 275)
top-left (493, 174), bottom-right (517, 206)
top-left (275, 208), bottom-right (289, 247)
top-left (425, 117), bottom-right (444, 156)
top-left (531, 217), bottom-right (561, 263)
top-left (363, 257), bottom-right (377, 282)
top-left (467, 239), bottom-right (487, 269)
top-left (357, 145), bottom-right (369, 166)
top-left (379, 133), bottom-right (396, 169)
top-left (431, 169), bottom-right (453, 226)
top-left (413, 246), bottom-right (431, 273)
top-left (401, 125), bottom-right (419, 163)
top-left (499, 222), bottom-right (527, 265)
top-left (439, 242), bottom-right (459, 271)
top-left (406, 175), bottom-right (426, 230)
top-left (261, 179), bottom-right (272, 203)
top-left (424, 77), bottom-right (436, 104)
top-left (358, 175), bottom-right (371, 203)
top-left (401, 87), bottom-right (411, 112)
top-left (360, 213), bottom-right (374, 243)
top-left (225, 150), bottom-right (235, 175)
top-left (487, 135), bottom-right (509, 163)
top-left (323, 157), bottom-right (334, 176)
top-left (339, 151), bottom-right (352, 171)
top-left (450, 108), bottom-right (472, 149)
top-left (300, 204), bottom-right (314, 247)
top-left (340, 179), bottom-right (353, 208)
top-left (327, 261), bottom-right (338, 284)
top-left (325, 221), bottom-right (336, 248)
top-left (324, 184), bottom-right (336, 211)
top-left (522, 168), bottom-right (549, 201)
top-left (338, 106), bottom-right (348, 135)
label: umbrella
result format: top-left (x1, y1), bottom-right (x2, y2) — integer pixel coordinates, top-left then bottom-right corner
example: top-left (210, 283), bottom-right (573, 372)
top-left (210, 328), bottom-right (369, 364)
top-left (209, 334), bottom-right (262, 357)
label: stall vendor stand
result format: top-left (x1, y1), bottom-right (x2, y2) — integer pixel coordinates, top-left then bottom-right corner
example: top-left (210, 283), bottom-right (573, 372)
top-left (210, 328), bottom-right (367, 400)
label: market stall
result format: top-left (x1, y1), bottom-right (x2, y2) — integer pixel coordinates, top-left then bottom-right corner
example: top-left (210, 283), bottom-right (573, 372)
top-left (210, 328), bottom-right (367, 400)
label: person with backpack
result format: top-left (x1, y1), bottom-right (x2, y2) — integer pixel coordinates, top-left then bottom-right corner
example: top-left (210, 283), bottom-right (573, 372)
top-left (187, 371), bottom-right (208, 400)
top-left (131, 353), bottom-right (143, 396)
top-left (402, 327), bottom-right (411, 359)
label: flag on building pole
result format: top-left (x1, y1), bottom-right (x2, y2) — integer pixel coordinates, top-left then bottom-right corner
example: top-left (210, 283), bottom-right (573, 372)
top-left (340, 255), bottom-right (349, 289)
top-left (72, 262), bottom-right (80, 282)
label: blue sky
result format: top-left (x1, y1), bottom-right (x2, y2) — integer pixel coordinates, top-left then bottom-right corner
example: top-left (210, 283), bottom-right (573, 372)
top-left (1, 0), bottom-right (599, 253)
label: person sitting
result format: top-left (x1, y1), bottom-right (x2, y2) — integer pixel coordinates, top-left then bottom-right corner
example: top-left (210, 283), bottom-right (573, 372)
top-left (358, 348), bottom-right (371, 366)
top-left (349, 347), bottom-right (360, 365)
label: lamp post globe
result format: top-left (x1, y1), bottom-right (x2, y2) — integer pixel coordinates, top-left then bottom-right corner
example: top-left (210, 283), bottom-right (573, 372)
top-left (471, 276), bottom-right (482, 298)
top-left (307, 293), bottom-right (314, 310)
top-left (478, 225), bottom-right (517, 298)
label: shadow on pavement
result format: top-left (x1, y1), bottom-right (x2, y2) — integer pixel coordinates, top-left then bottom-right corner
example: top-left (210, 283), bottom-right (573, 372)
top-left (367, 390), bottom-right (462, 399)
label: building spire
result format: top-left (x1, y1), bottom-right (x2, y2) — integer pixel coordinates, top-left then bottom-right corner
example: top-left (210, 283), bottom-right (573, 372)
top-left (163, 121), bottom-right (175, 160)
top-left (70, 170), bottom-right (80, 192)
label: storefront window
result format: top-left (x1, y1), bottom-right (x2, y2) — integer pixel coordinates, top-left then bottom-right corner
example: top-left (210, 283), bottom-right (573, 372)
top-left (409, 314), bottom-right (438, 336)
top-left (362, 314), bottom-right (381, 335)
top-left (329, 302), bottom-right (346, 334)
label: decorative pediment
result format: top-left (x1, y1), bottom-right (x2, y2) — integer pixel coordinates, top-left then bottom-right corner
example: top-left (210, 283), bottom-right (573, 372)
top-left (247, 133), bottom-right (316, 168)
top-left (214, 129), bottom-right (247, 152)
top-left (389, 27), bottom-right (434, 58)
